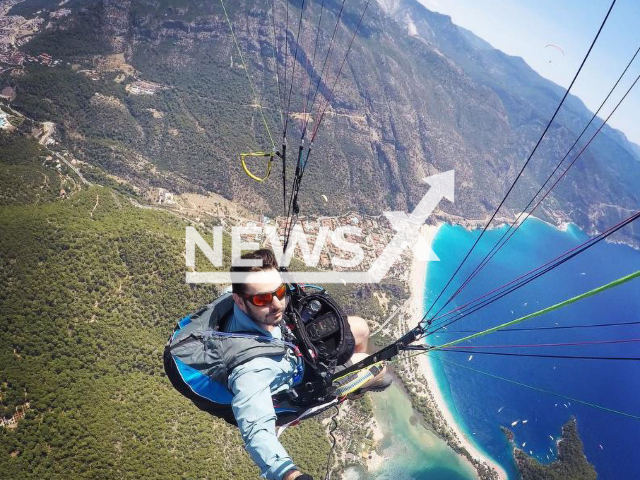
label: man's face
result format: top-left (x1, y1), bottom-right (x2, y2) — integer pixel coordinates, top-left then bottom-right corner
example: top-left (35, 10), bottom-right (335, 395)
top-left (233, 268), bottom-right (287, 329)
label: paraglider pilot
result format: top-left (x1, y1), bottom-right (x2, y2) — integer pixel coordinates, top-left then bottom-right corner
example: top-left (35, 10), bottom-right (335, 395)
top-left (228, 249), bottom-right (391, 480)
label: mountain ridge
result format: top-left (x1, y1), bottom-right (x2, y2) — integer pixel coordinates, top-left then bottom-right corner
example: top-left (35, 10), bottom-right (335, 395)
top-left (3, 0), bottom-right (638, 250)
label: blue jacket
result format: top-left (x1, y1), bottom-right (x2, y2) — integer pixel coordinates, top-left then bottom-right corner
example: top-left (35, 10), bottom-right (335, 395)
top-left (227, 305), bottom-right (303, 480)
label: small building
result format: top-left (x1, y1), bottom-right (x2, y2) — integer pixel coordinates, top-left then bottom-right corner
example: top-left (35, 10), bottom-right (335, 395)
top-left (38, 53), bottom-right (52, 65)
top-left (157, 188), bottom-right (175, 205)
top-left (9, 51), bottom-right (25, 65)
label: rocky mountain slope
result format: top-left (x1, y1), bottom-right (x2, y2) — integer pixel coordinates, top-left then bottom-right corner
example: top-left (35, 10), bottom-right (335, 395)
top-left (5, 0), bottom-right (639, 247)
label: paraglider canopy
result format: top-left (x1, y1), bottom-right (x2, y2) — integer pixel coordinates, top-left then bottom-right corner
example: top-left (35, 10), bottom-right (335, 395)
top-left (545, 44), bottom-right (565, 63)
top-left (321, 194), bottom-right (328, 203)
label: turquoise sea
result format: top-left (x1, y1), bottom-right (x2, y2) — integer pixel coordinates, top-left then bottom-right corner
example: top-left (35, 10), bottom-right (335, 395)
top-left (349, 383), bottom-right (480, 480)
top-left (367, 219), bottom-right (640, 480)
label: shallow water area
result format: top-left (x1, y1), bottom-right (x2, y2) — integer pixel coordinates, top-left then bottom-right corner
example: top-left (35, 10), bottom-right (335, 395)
top-left (362, 383), bottom-right (479, 480)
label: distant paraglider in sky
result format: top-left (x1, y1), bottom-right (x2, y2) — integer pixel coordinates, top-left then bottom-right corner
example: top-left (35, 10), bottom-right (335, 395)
top-left (545, 44), bottom-right (565, 63)
top-left (321, 194), bottom-right (328, 203)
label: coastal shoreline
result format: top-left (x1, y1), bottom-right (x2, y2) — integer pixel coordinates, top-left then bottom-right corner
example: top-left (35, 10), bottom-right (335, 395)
top-left (409, 223), bottom-right (509, 480)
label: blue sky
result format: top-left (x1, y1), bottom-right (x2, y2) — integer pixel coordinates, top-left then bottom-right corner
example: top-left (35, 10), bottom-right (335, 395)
top-left (417, 0), bottom-right (640, 146)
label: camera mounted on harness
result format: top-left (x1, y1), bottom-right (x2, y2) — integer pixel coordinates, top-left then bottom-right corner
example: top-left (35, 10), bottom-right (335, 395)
top-left (279, 284), bottom-right (352, 407)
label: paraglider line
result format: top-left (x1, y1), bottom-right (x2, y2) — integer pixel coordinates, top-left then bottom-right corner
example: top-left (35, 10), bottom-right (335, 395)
top-left (430, 45), bottom-right (640, 322)
top-left (311, 0), bottom-right (371, 142)
top-left (433, 270), bottom-right (640, 350)
top-left (270, 0), bottom-right (285, 130)
top-left (435, 349), bottom-right (640, 361)
top-left (423, 211), bottom-right (640, 336)
top-left (443, 337), bottom-right (640, 349)
top-left (305, 0), bottom-right (347, 138)
top-left (427, 354), bottom-right (640, 420)
top-left (420, 0), bottom-right (618, 325)
top-left (435, 320), bottom-right (640, 335)
top-left (219, 0), bottom-right (275, 149)
top-left (283, 0), bottom-right (307, 139)
top-left (301, 0), bottom-right (326, 138)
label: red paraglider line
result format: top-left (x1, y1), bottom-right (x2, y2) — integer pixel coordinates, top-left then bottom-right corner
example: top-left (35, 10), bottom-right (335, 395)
top-left (443, 338), bottom-right (640, 349)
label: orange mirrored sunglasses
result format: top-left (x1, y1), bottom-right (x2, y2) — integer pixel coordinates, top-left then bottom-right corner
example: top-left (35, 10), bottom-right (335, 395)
top-left (240, 283), bottom-right (287, 307)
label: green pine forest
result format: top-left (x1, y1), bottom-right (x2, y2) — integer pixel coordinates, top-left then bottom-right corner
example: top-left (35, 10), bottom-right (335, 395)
top-left (0, 98), bottom-right (599, 480)
top-left (0, 132), bottom-right (336, 479)
top-left (513, 419), bottom-right (597, 480)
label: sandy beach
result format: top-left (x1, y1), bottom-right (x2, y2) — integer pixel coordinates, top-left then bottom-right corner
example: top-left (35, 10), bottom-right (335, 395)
top-left (409, 223), bottom-right (508, 480)
top-left (365, 419), bottom-right (386, 471)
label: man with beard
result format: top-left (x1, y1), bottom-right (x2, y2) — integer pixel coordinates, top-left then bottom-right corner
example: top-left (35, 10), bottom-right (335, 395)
top-left (228, 249), bottom-right (390, 480)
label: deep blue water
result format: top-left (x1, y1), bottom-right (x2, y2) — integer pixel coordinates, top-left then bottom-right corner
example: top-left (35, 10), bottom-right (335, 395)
top-left (424, 219), bottom-right (640, 480)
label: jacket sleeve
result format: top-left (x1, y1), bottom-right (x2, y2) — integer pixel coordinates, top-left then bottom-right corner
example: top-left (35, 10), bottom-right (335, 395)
top-left (228, 359), bottom-right (297, 480)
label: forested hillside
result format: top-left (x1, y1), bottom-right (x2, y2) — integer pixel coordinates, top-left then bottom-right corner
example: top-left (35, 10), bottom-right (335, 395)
top-left (4, 0), bottom-right (639, 246)
top-left (0, 146), bottom-right (334, 479)
top-left (514, 419), bottom-right (597, 480)
top-left (0, 120), bottom-right (400, 477)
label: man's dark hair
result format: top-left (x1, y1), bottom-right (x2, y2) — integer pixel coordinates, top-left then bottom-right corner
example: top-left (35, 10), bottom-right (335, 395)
top-left (230, 249), bottom-right (280, 295)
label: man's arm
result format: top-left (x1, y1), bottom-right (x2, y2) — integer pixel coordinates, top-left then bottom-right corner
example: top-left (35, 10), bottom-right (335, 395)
top-left (228, 361), bottom-right (297, 480)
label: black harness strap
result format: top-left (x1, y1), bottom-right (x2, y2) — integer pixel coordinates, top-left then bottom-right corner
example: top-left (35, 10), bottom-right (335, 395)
top-left (330, 326), bottom-right (425, 381)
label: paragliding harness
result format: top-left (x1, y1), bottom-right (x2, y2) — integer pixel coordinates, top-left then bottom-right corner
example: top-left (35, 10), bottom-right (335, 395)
top-left (163, 284), bottom-right (354, 426)
top-left (280, 284), bottom-right (354, 407)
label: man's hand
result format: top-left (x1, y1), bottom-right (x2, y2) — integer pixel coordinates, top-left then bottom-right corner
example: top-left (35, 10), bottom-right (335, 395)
top-left (283, 470), bottom-right (313, 480)
top-left (283, 470), bottom-right (301, 480)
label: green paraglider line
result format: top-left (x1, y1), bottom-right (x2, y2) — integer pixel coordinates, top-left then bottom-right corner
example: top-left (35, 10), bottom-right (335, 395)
top-left (219, 0), bottom-right (275, 150)
top-left (398, 271), bottom-right (640, 420)
top-left (428, 354), bottom-right (640, 421)
top-left (434, 270), bottom-right (640, 350)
